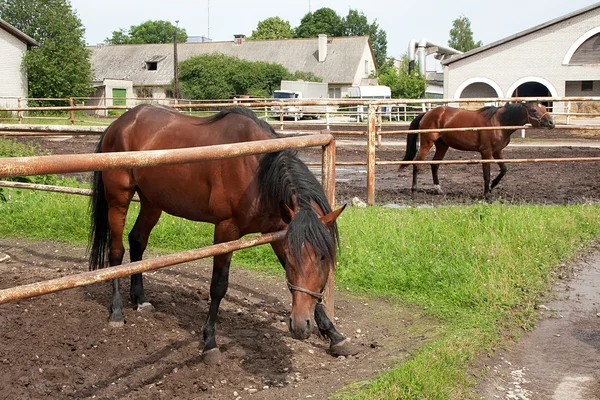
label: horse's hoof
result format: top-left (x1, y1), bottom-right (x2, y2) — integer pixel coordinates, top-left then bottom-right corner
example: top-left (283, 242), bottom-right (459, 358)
top-left (201, 347), bottom-right (222, 365)
top-left (433, 185), bottom-right (444, 195)
top-left (136, 302), bottom-right (154, 312)
top-left (108, 320), bottom-right (125, 328)
top-left (330, 339), bottom-right (360, 357)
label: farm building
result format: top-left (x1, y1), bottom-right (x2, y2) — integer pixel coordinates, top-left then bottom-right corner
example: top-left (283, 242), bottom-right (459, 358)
top-left (0, 19), bottom-right (38, 108)
top-left (442, 3), bottom-right (600, 111)
top-left (88, 34), bottom-right (377, 107)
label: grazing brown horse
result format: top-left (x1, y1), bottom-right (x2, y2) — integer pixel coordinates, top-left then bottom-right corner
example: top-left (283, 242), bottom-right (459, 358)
top-left (89, 104), bottom-right (356, 363)
top-left (400, 102), bottom-right (555, 197)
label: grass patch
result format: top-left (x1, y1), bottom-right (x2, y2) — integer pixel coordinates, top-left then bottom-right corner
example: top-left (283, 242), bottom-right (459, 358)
top-left (0, 190), bottom-right (599, 398)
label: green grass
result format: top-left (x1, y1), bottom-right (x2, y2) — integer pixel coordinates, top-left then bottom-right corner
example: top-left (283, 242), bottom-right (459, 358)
top-left (1, 187), bottom-right (599, 399)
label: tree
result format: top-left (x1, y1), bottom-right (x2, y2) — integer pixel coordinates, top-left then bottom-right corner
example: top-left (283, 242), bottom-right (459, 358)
top-left (179, 54), bottom-right (291, 99)
top-left (106, 20), bottom-right (187, 44)
top-left (378, 55), bottom-right (426, 99)
top-left (295, 8), bottom-right (343, 38)
top-left (249, 16), bottom-right (294, 40)
top-left (342, 9), bottom-right (387, 70)
top-left (448, 15), bottom-right (482, 52)
top-left (0, 0), bottom-right (93, 102)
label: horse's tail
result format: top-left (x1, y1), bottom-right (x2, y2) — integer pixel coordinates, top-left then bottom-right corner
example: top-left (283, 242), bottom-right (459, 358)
top-left (88, 129), bottom-right (110, 271)
top-left (399, 112), bottom-right (425, 169)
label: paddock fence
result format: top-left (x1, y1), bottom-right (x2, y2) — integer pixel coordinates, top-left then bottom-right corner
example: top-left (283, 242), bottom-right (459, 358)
top-left (0, 133), bottom-right (339, 319)
top-left (2, 96), bottom-right (600, 205)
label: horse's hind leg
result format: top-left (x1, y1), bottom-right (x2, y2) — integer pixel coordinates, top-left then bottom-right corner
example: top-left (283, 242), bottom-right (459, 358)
top-left (412, 139), bottom-right (433, 193)
top-left (106, 195), bottom-right (135, 326)
top-left (128, 195), bottom-right (162, 311)
top-left (103, 171), bottom-right (136, 326)
top-left (490, 150), bottom-right (507, 190)
top-left (431, 141), bottom-right (449, 195)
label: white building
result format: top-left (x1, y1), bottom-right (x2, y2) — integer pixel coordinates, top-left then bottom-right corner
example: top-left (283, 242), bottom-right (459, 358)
top-left (0, 19), bottom-right (38, 108)
top-left (442, 3), bottom-right (600, 111)
top-left (88, 34), bottom-right (378, 107)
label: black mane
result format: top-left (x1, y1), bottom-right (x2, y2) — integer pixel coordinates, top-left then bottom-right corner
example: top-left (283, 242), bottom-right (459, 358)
top-left (258, 150), bottom-right (339, 268)
top-left (478, 103), bottom-right (528, 125)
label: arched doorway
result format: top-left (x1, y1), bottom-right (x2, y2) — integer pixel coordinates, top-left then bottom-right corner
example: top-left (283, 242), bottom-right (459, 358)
top-left (510, 81), bottom-right (554, 109)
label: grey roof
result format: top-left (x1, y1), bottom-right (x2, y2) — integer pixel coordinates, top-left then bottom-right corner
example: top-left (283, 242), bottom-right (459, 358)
top-left (442, 3), bottom-right (600, 65)
top-left (89, 36), bottom-right (372, 86)
top-left (0, 19), bottom-right (39, 47)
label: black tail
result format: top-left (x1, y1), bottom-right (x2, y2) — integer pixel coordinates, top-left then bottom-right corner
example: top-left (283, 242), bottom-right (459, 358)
top-left (400, 112), bottom-right (425, 169)
top-left (88, 130), bottom-right (110, 271)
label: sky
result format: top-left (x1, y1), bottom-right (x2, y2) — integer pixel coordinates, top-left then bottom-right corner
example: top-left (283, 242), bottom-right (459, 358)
top-left (70, 0), bottom-right (596, 63)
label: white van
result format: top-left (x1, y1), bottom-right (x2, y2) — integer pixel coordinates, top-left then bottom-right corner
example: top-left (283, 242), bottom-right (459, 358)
top-left (347, 85), bottom-right (392, 121)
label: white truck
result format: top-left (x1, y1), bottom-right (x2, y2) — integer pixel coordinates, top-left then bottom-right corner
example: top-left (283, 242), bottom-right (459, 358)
top-left (271, 80), bottom-right (329, 120)
top-left (347, 85), bottom-right (392, 122)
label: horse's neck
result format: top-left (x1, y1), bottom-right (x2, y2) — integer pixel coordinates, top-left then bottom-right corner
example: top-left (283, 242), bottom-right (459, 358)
top-left (498, 106), bottom-right (528, 127)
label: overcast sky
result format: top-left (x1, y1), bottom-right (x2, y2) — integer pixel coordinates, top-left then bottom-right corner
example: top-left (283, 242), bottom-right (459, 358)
top-left (70, 0), bottom-right (595, 59)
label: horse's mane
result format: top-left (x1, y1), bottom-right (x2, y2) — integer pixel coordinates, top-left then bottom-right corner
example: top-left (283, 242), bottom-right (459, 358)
top-left (258, 150), bottom-right (339, 268)
top-left (478, 103), bottom-right (528, 125)
top-left (202, 107), bottom-right (280, 138)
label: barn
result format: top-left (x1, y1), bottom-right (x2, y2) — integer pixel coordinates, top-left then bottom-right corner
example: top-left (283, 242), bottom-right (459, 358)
top-left (442, 3), bottom-right (600, 111)
top-left (88, 34), bottom-right (377, 108)
top-left (0, 19), bottom-right (38, 108)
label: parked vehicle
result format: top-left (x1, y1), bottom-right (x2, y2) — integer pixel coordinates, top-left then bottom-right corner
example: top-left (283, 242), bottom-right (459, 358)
top-left (270, 80), bottom-right (329, 120)
top-left (347, 85), bottom-right (392, 122)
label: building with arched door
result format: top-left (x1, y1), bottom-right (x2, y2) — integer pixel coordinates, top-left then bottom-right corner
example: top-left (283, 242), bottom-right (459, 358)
top-left (442, 3), bottom-right (600, 112)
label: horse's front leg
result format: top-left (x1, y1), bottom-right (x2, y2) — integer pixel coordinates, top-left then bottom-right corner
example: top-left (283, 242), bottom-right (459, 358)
top-left (201, 251), bottom-right (232, 364)
top-left (202, 222), bottom-right (238, 364)
top-left (490, 150), bottom-right (507, 190)
top-left (314, 303), bottom-right (360, 356)
top-left (482, 157), bottom-right (492, 197)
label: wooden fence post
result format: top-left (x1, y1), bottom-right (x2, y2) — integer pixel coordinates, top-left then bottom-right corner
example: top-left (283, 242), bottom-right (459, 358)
top-left (321, 130), bottom-right (336, 320)
top-left (367, 104), bottom-right (376, 205)
top-left (69, 98), bottom-right (75, 125)
top-left (17, 98), bottom-right (23, 124)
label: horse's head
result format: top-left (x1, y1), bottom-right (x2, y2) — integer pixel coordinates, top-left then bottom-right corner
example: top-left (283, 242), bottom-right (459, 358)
top-left (525, 102), bottom-right (555, 129)
top-left (280, 203), bottom-right (345, 340)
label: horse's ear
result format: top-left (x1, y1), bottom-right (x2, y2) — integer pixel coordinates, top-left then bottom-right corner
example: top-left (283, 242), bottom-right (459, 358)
top-left (279, 201), bottom-right (294, 224)
top-left (319, 204), bottom-right (347, 226)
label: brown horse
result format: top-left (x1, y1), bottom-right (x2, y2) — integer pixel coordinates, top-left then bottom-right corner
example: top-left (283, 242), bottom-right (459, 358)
top-left (89, 104), bottom-right (356, 363)
top-left (400, 102), bottom-right (555, 197)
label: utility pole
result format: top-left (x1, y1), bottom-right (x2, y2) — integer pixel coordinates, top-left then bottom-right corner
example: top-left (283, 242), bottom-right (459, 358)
top-left (173, 20), bottom-right (180, 100)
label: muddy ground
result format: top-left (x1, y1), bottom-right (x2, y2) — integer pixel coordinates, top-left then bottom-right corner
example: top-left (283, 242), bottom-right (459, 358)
top-left (1, 126), bottom-right (600, 399)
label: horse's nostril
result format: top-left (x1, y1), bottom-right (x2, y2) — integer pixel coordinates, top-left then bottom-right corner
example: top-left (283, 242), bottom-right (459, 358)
top-left (306, 320), bottom-right (311, 329)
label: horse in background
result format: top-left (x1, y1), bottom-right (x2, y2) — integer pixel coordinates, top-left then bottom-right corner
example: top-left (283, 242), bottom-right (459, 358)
top-left (400, 102), bottom-right (555, 197)
top-left (89, 104), bottom-right (357, 364)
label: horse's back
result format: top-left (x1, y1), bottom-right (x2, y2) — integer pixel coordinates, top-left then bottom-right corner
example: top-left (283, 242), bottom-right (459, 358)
top-left (102, 104), bottom-right (273, 152)
top-left (99, 105), bottom-right (274, 226)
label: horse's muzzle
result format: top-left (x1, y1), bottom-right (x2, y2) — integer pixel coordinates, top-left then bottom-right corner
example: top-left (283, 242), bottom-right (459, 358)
top-left (547, 120), bottom-right (556, 129)
top-left (288, 315), bottom-right (312, 340)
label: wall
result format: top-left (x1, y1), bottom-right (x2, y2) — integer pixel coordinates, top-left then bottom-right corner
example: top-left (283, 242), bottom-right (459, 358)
top-left (0, 28), bottom-right (28, 108)
top-left (444, 7), bottom-right (600, 113)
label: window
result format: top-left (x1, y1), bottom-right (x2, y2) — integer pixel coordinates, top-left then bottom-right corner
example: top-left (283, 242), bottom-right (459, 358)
top-left (146, 62), bottom-right (158, 71)
top-left (582, 81), bottom-right (593, 91)
top-left (364, 60), bottom-right (369, 75)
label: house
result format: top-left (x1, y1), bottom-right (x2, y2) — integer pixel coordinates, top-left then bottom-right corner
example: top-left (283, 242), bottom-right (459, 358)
top-left (442, 3), bottom-right (600, 112)
top-left (0, 19), bottom-right (38, 108)
top-left (88, 34), bottom-right (377, 108)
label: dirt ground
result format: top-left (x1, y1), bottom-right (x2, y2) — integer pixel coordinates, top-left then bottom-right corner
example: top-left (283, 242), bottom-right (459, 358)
top-left (1, 126), bottom-right (600, 399)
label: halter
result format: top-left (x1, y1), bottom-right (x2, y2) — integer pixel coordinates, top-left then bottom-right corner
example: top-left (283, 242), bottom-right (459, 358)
top-left (525, 105), bottom-right (550, 126)
top-left (287, 281), bottom-right (324, 302)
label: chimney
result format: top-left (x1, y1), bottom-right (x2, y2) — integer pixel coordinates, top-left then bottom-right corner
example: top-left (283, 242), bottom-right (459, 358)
top-left (318, 34), bottom-right (327, 62)
top-left (233, 34), bottom-right (245, 45)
